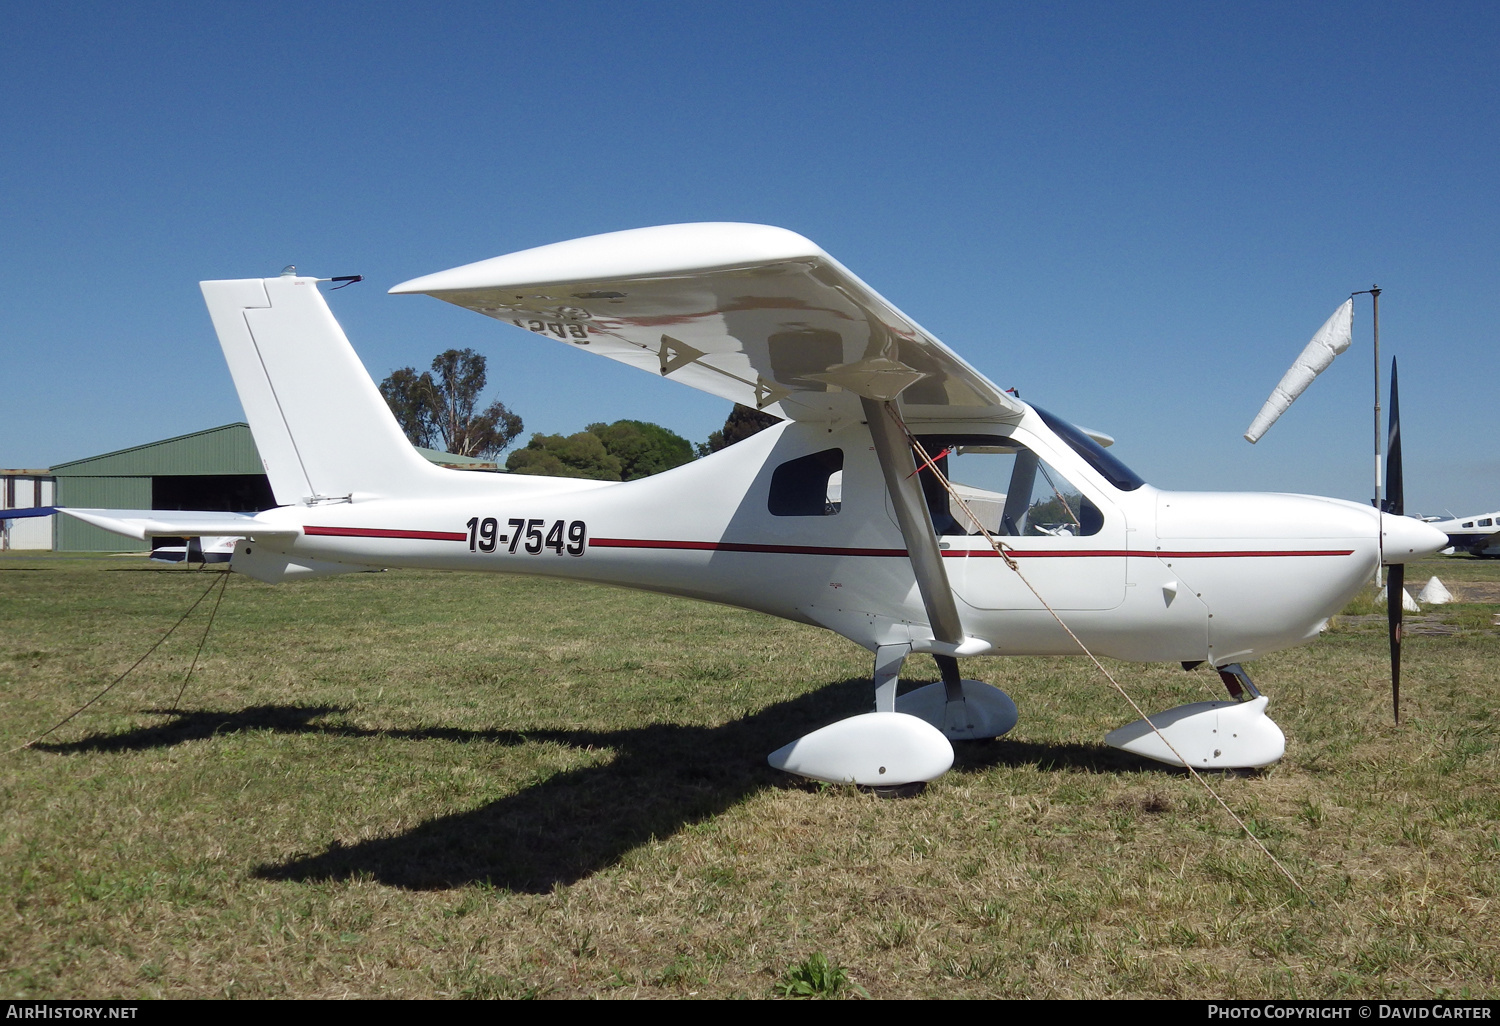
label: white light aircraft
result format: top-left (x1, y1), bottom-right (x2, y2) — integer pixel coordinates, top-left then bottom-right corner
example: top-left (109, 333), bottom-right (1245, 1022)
top-left (1428, 510), bottom-right (1500, 558)
top-left (60, 224), bottom-right (1447, 786)
top-left (150, 535), bottom-right (236, 564)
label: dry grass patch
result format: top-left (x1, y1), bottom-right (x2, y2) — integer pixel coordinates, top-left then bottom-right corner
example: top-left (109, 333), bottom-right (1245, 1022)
top-left (2, 552), bottom-right (1498, 998)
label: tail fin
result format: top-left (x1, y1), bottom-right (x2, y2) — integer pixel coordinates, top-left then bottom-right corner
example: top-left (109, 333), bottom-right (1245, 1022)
top-left (201, 275), bottom-right (444, 505)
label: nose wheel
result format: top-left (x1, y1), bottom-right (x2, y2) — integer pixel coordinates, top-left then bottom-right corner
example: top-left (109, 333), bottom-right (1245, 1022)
top-left (1104, 662), bottom-right (1285, 769)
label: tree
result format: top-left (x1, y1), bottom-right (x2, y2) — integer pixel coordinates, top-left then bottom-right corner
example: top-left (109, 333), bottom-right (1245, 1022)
top-left (586, 420), bottom-right (695, 480)
top-left (700, 404), bottom-right (781, 455)
top-left (506, 432), bottom-right (623, 480)
top-left (501, 417), bottom-right (693, 480)
top-left (379, 367), bottom-right (439, 450)
top-left (505, 420), bottom-right (697, 481)
top-left (379, 349), bottom-right (523, 458)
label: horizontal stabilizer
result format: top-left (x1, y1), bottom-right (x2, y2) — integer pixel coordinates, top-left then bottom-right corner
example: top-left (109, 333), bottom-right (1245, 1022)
top-left (58, 508), bottom-right (296, 542)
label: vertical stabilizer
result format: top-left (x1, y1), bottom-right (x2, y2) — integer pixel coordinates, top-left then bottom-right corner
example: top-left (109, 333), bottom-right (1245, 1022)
top-left (201, 275), bottom-right (443, 505)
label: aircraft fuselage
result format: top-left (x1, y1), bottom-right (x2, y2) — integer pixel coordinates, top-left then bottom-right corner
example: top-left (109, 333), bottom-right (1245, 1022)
top-left (240, 408), bottom-right (1416, 668)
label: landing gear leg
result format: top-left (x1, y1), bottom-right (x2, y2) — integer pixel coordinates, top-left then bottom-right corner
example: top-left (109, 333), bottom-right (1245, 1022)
top-left (872, 643), bottom-right (907, 713)
top-left (1216, 663), bottom-right (1262, 702)
top-left (935, 654), bottom-right (965, 704)
top-left (891, 652), bottom-right (1018, 741)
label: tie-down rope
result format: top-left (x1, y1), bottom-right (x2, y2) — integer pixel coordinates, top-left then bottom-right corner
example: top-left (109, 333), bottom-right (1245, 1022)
top-left (888, 405), bottom-right (1303, 894)
top-left (10, 568), bottom-right (231, 752)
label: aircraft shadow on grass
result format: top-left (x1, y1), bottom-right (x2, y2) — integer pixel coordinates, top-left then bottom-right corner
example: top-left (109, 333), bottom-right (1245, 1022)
top-left (40, 679), bottom-right (1155, 893)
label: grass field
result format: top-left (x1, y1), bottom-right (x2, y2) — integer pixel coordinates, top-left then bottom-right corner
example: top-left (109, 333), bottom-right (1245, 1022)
top-left (2, 552), bottom-right (1497, 999)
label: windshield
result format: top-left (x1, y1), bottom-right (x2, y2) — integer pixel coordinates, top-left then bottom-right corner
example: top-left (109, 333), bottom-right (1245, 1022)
top-left (1032, 406), bottom-right (1146, 492)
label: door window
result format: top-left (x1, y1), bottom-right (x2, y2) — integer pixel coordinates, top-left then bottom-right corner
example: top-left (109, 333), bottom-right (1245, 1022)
top-left (912, 434), bottom-right (1102, 538)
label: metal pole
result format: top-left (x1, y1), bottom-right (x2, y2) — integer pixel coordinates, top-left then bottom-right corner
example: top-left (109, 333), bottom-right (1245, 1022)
top-left (1371, 286), bottom-right (1382, 510)
top-left (1352, 286), bottom-right (1383, 586)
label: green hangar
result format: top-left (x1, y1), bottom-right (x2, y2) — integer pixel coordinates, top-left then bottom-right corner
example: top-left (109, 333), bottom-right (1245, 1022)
top-left (48, 423), bottom-right (493, 552)
top-left (51, 423), bottom-right (274, 552)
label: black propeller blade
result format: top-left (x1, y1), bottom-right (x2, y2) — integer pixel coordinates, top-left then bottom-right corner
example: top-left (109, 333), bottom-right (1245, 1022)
top-left (1384, 358), bottom-right (1403, 724)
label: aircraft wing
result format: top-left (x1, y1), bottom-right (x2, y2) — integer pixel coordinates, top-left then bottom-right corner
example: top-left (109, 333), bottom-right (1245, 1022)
top-left (58, 508), bottom-right (297, 542)
top-left (390, 223), bottom-right (1025, 426)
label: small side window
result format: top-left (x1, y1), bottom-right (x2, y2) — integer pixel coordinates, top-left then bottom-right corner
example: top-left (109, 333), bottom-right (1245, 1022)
top-left (769, 449), bottom-right (843, 516)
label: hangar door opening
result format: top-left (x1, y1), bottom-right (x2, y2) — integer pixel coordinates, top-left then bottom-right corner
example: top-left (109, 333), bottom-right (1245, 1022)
top-left (151, 474), bottom-right (276, 513)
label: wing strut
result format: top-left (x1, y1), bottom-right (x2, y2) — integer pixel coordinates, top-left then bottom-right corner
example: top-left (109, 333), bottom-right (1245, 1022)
top-left (861, 397), bottom-right (964, 648)
top-left (765, 396), bottom-right (1018, 787)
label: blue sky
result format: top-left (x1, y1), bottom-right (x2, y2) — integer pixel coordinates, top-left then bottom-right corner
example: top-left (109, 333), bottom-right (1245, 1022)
top-left (3, 2), bottom-right (1496, 514)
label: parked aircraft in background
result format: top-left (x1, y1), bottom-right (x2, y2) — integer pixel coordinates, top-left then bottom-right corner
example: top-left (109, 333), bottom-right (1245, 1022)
top-left (150, 535), bottom-right (236, 564)
top-left (1428, 511), bottom-right (1500, 558)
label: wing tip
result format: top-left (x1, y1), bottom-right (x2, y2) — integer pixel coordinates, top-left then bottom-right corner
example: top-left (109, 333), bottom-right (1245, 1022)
top-left (389, 222), bottom-right (821, 296)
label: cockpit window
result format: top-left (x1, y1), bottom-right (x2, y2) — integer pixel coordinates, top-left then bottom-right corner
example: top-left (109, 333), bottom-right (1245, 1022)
top-left (912, 434), bottom-right (1103, 538)
top-left (1031, 406), bottom-right (1146, 492)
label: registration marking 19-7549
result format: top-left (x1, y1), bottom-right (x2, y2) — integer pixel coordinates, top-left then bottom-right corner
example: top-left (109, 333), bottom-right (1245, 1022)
top-left (465, 517), bottom-right (587, 555)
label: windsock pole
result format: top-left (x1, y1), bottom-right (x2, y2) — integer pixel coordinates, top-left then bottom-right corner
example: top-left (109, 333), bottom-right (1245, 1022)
top-left (1375, 286), bottom-right (1381, 587)
top-left (1354, 285), bottom-right (1383, 582)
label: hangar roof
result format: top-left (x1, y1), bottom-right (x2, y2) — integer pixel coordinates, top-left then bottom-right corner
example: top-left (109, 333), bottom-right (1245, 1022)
top-left (49, 423), bottom-right (498, 477)
top-left (51, 423), bottom-right (262, 477)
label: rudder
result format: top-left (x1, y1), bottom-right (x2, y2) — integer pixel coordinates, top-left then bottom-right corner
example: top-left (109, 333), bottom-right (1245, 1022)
top-left (201, 274), bottom-right (443, 505)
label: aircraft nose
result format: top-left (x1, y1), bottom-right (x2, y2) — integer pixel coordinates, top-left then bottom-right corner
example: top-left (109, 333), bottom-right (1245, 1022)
top-left (1380, 513), bottom-right (1449, 564)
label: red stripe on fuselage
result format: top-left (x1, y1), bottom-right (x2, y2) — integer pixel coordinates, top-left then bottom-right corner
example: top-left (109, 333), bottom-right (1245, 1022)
top-left (305, 526), bottom-right (468, 542)
top-left (587, 538), bottom-right (1355, 559)
top-left (951, 548), bottom-right (1356, 558)
top-left (588, 538), bottom-right (908, 557)
top-left (300, 529), bottom-right (1354, 559)
top-left (1151, 549), bottom-right (1355, 558)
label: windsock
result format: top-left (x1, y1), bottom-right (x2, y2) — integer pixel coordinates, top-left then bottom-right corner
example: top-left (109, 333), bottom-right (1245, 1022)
top-left (1244, 299), bottom-right (1354, 443)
